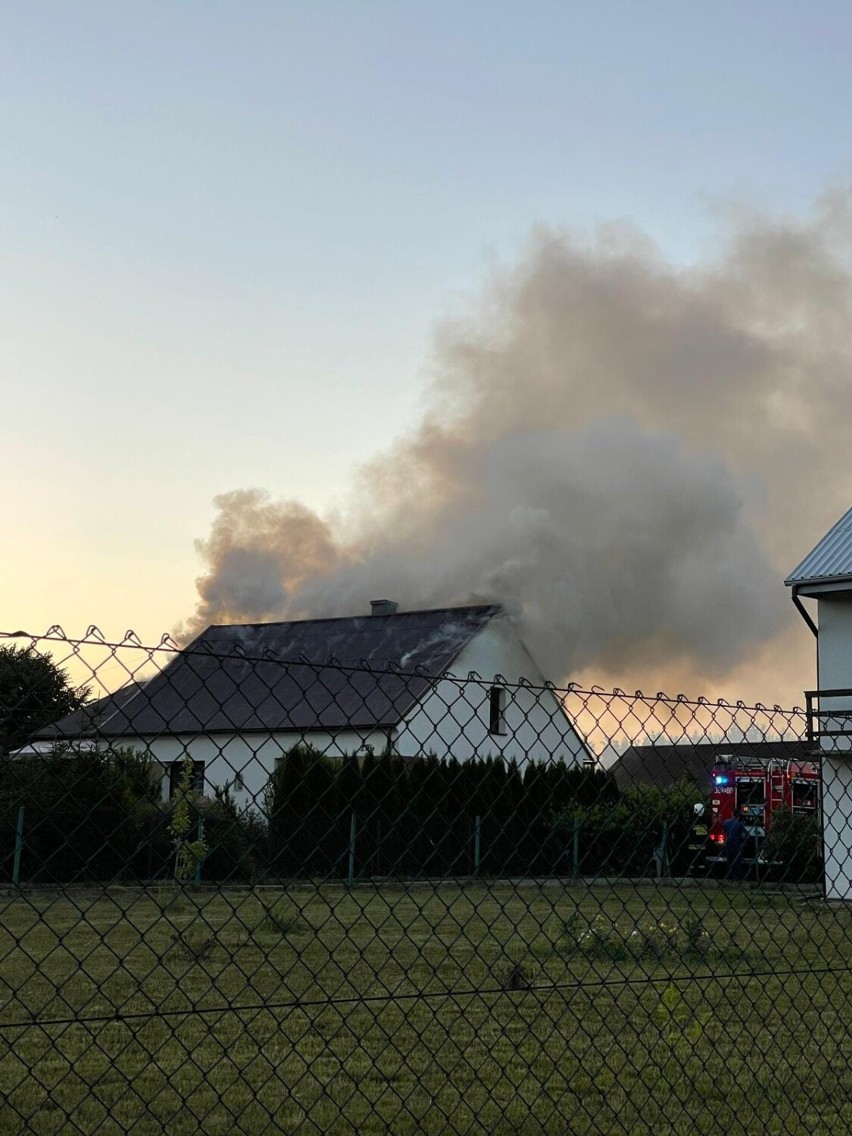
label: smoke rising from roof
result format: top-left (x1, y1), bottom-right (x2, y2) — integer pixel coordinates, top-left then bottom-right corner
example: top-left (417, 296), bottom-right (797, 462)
top-left (182, 195), bottom-right (852, 695)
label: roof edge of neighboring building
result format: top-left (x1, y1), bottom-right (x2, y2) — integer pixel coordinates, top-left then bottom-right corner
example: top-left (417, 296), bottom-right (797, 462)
top-left (786, 506), bottom-right (852, 587)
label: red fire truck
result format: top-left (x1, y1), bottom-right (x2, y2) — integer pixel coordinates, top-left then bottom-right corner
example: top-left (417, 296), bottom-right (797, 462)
top-left (707, 754), bottom-right (820, 873)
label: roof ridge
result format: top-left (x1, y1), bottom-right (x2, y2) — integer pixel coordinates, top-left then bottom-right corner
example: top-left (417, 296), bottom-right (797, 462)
top-left (204, 603), bottom-right (503, 632)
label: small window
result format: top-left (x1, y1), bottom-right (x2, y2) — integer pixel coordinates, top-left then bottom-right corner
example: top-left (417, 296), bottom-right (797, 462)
top-left (168, 760), bottom-right (205, 799)
top-left (488, 686), bottom-right (506, 736)
top-left (736, 780), bottom-right (765, 809)
top-left (792, 780), bottom-right (818, 812)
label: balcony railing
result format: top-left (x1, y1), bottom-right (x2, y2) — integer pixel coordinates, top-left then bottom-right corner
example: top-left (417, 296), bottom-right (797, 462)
top-left (804, 688), bottom-right (852, 747)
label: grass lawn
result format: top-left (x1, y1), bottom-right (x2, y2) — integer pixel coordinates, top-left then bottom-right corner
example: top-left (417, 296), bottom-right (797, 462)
top-left (0, 880), bottom-right (849, 1135)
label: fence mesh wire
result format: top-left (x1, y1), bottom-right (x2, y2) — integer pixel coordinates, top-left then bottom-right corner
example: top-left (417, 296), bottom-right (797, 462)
top-left (0, 624), bottom-right (849, 1135)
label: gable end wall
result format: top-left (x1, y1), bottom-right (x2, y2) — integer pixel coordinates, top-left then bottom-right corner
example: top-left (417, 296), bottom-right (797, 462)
top-left (394, 619), bottom-right (588, 766)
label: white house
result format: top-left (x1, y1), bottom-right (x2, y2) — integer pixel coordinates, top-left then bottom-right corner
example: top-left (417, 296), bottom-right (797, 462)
top-left (787, 509), bottom-right (852, 900)
top-left (27, 602), bottom-right (590, 807)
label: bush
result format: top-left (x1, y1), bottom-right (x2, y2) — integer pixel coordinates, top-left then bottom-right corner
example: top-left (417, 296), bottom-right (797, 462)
top-left (0, 745), bottom-right (165, 882)
top-left (263, 746), bottom-right (620, 881)
top-left (197, 783), bottom-right (268, 882)
top-left (764, 807), bottom-right (822, 884)
top-left (266, 746), bottom-right (351, 878)
top-left (552, 778), bottom-right (707, 877)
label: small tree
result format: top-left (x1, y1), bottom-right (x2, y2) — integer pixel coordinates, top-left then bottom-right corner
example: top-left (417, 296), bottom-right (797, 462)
top-left (169, 755), bottom-right (207, 882)
top-left (0, 645), bottom-right (89, 755)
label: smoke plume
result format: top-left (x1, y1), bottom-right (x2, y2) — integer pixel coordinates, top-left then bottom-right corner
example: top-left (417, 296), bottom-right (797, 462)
top-left (182, 195), bottom-right (852, 699)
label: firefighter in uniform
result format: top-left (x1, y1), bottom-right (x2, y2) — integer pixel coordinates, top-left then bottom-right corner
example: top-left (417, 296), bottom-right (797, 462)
top-left (722, 808), bottom-right (749, 880)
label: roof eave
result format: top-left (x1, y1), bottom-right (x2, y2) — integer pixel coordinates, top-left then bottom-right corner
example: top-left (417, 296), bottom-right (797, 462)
top-left (40, 720), bottom-right (409, 741)
top-left (786, 576), bottom-right (852, 596)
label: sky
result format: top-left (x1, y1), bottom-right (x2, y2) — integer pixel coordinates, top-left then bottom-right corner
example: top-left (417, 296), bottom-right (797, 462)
top-left (3, 1), bottom-right (852, 700)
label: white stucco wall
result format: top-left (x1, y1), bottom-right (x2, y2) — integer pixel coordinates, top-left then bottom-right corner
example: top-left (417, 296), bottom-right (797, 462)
top-left (821, 757), bottom-right (852, 900)
top-left (393, 617), bottom-right (588, 767)
top-left (817, 594), bottom-right (852, 753)
top-left (813, 592), bottom-right (852, 898)
top-left (111, 728), bottom-right (392, 811)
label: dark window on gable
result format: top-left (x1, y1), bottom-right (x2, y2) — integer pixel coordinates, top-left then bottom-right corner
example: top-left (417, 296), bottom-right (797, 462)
top-left (488, 686), bottom-right (506, 736)
top-left (168, 760), bottom-right (205, 799)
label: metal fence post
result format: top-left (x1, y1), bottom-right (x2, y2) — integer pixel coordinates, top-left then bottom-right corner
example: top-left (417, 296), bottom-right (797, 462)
top-left (474, 815), bottom-right (481, 876)
top-left (573, 816), bottom-right (581, 877)
top-left (193, 816), bottom-right (204, 888)
top-left (661, 821), bottom-right (670, 877)
top-left (653, 823), bottom-right (670, 879)
top-left (12, 805), bottom-right (24, 887)
top-left (347, 812), bottom-right (357, 886)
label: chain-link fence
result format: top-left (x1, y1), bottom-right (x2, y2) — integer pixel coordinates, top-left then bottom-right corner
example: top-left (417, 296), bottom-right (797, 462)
top-left (0, 624), bottom-right (849, 1135)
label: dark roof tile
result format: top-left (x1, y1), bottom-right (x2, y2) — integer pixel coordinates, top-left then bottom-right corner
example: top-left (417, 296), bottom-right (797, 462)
top-left (35, 605), bottom-right (502, 739)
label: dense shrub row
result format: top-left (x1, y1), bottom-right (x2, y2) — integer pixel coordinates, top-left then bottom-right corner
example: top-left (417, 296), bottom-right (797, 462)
top-left (0, 749), bottom-right (165, 882)
top-left (266, 748), bottom-right (619, 879)
top-left (0, 745), bottom-right (823, 884)
top-left (0, 749), bottom-right (267, 884)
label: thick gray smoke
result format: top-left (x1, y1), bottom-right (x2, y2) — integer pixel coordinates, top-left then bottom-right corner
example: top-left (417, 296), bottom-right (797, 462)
top-left (183, 195), bottom-right (852, 698)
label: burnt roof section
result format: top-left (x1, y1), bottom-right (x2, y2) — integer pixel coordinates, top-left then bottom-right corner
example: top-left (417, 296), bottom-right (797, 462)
top-left (34, 605), bottom-right (503, 740)
top-left (611, 740), bottom-right (815, 790)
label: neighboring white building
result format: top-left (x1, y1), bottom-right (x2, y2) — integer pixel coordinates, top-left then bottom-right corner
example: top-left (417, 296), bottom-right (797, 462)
top-left (787, 509), bottom-right (852, 900)
top-left (25, 602), bottom-right (590, 807)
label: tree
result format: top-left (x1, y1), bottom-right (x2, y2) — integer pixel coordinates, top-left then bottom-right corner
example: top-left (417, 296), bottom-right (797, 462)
top-left (0, 745), bottom-right (166, 883)
top-left (169, 754), bottom-right (208, 882)
top-left (0, 645), bottom-right (89, 755)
